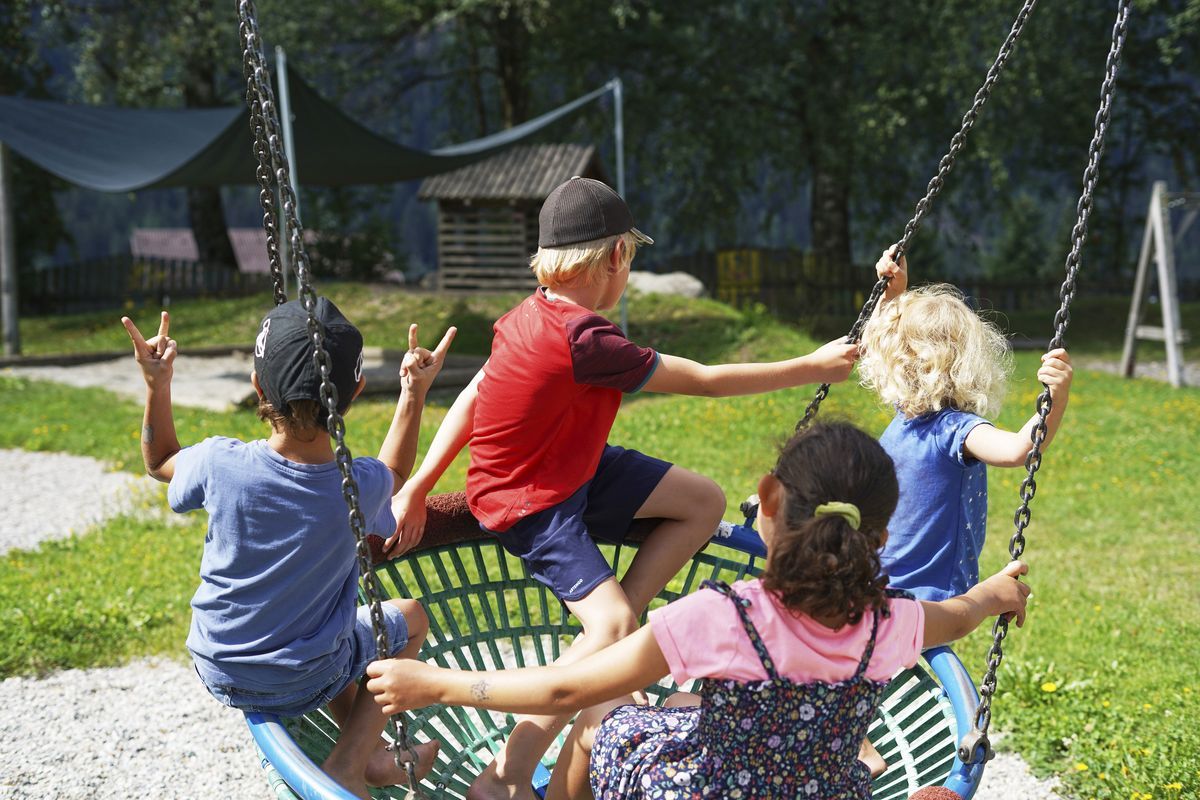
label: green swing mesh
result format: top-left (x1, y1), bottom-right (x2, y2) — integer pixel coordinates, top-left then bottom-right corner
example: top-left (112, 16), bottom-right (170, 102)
top-left (256, 532), bottom-right (966, 799)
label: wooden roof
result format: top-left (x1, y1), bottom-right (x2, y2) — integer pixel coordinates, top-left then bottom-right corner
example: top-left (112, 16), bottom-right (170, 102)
top-left (418, 144), bottom-right (608, 202)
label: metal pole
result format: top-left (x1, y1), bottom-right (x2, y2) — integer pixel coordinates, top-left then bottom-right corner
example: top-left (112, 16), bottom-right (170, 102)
top-left (277, 46), bottom-right (302, 299)
top-left (613, 77), bottom-right (629, 333)
top-left (0, 144), bottom-right (20, 356)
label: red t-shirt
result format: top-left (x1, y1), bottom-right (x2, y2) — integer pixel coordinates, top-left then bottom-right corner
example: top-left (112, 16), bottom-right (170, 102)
top-left (467, 289), bottom-right (659, 531)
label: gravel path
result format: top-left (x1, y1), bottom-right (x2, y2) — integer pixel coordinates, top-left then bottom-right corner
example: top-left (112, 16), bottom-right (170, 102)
top-left (5, 353), bottom-right (257, 412)
top-left (1081, 355), bottom-right (1198, 386)
top-left (0, 658), bottom-right (263, 800)
top-left (0, 442), bottom-right (1067, 799)
top-left (0, 449), bottom-right (159, 556)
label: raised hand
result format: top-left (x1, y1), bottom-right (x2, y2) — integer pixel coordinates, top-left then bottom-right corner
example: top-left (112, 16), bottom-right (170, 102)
top-left (121, 311), bottom-right (177, 389)
top-left (875, 246), bottom-right (908, 302)
top-left (400, 323), bottom-right (457, 394)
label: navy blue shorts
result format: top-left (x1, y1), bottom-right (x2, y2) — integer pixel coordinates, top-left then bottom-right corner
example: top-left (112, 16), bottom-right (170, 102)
top-left (484, 445), bottom-right (672, 602)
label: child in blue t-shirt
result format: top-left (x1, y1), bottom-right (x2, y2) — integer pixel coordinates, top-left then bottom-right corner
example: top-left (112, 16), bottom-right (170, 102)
top-left (122, 300), bottom-right (454, 798)
top-left (854, 249), bottom-right (1072, 776)
top-left (859, 248), bottom-right (1073, 602)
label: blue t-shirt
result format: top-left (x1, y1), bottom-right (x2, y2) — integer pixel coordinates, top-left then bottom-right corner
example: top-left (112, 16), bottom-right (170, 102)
top-left (879, 409), bottom-right (992, 602)
top-left (168, 437), bottom-right (395, 693)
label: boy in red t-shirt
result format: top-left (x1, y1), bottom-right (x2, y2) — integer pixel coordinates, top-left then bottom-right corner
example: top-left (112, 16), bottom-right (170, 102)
top-left (386, 176), bottom-right (858, 799)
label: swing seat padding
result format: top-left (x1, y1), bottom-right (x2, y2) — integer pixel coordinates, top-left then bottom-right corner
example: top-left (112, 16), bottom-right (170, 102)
top-left (255, 495), bottom-right (983, 800)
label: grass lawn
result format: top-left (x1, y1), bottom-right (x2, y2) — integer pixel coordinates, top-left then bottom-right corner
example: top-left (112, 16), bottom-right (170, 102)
top-left (1, 286), bottom-right (1197, 799)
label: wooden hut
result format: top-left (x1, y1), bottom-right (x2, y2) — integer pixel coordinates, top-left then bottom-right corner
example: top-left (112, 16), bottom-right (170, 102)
top-left (418, 144), bottom-right (608, 290)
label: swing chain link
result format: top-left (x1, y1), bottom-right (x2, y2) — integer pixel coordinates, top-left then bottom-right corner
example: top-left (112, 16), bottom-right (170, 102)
top-left (963, 0), bottom-right (1131, 765)
top-left (238, 1), bottom-right (425, 794)
top-left (798, 0), bottom-right (1038, 431)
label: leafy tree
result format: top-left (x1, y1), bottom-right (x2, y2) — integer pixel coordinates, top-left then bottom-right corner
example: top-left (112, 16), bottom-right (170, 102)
top-left (42, 0), bottom-right (239, 270)
top-left (0, 0), bottom-right (70, 266)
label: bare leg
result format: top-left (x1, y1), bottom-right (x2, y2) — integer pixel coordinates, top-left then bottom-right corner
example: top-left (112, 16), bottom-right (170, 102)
top-left (663, 691), bottom-right (701, 708)
top-left (545, 697), bottom-right (632, 800)
top-left (468, 580), bottom-right (639, 800)
top-left (470, 467), bottom-right (724, 800)
top-left (859, 736), bottom-right (887, 778)
top-left (621, 467), bottom-right (726, 614)
top-left (322, 599), bottom-right (441, 798)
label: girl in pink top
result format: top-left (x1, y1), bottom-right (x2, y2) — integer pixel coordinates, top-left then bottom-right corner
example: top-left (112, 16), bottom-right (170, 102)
top-left (367, 422), bottom-right (1031, 799)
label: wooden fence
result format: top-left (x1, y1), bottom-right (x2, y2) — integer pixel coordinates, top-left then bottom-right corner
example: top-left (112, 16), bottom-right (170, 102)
top-left (20, 255), bottom-right (274, 315)
top-left (649, 248), bottom-right (1197, 318)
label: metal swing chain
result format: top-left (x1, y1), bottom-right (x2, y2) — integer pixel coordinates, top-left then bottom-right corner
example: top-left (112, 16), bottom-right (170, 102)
top-left (797, 0), bottom-right (1039, 432)
top-left (959, 0), bottom-right (1131, 765)
top-left (237, 2), bottom-right (426, 796)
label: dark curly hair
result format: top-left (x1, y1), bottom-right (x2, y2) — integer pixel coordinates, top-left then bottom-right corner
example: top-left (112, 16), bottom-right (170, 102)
top-left (760, 421), bottom-right (899, 627)
top-left (256, 397), bottom-right (325, 440)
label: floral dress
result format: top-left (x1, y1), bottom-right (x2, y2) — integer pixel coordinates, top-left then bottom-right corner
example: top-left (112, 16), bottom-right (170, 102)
top-left (589, 580), bottom-right (906, 799)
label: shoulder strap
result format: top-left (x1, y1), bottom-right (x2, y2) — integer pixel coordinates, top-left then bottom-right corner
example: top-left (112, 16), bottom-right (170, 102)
top-left (701, 579), bottom-right (781, 680)
top-left (855, 603), bottom-right (888, 679)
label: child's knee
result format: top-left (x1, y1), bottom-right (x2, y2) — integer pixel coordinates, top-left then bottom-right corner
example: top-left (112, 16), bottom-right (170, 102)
top-left (389, 598), bottom-right (429, 642)
top-left (583, 606), bottom-right (640, 644)
top-left (685, 472), bottom-right (726, 526)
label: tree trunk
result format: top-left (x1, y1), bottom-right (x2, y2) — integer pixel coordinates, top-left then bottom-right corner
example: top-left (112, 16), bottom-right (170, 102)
top-left (810, 162), bottom-right (853, 282)
top-left (181, 12), bottom-right (237, 272)
top-left (490, 9), bottom-right (531, 126)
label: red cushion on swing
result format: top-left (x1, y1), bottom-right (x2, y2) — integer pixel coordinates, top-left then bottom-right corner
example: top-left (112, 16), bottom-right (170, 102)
top-left (908, 788), bottom-right (964, 800)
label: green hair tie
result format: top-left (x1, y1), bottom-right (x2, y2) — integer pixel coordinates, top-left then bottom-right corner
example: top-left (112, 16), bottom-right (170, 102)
top-left (813, 501), bottom-right (861, 531)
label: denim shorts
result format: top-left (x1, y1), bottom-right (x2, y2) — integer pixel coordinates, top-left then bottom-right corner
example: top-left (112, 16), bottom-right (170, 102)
top-left (201, 602), bottom-right (410, 717)
top-left (484, 445), bottom-right (672, 603)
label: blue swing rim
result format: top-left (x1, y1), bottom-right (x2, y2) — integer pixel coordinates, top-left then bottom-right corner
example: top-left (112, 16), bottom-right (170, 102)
top-left (244, 523), bottom-right (985, 800)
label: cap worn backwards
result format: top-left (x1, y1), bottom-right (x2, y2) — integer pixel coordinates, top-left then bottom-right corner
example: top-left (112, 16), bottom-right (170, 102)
top-left (253, 297), bottom-right (364, 419)
top-left (537, 176), bottom-right (653, 249)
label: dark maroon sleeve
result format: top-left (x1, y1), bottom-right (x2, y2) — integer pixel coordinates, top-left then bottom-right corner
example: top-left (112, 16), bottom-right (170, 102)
top-left (565, 314), bottom-right (659, 392)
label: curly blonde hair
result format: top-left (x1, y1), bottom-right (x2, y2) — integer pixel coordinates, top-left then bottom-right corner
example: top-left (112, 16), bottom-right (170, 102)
top-left (529, 231), bottom-right (639, 289)
top-left (858, 284), bottom-right (1012, 418)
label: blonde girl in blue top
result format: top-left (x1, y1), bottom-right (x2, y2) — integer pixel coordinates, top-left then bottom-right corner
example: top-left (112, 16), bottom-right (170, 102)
top-left (859, 249), bottom-right (1073, 603)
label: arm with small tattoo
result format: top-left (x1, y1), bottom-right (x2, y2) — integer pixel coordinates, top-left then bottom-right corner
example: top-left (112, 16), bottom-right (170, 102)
top-left (366, 626), bottom-right (671, 717)
top-left (122, 313), bottom-right (182, 482)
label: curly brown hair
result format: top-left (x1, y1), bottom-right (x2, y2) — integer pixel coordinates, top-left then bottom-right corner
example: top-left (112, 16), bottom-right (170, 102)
top-left (256, 397), bottom-right (325, 440)
top-left (760, 421), bottom-right (899, 627)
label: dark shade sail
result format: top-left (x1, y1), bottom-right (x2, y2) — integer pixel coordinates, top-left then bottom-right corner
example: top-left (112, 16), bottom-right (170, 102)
top-left (0, 69), bottom-right (613, 192)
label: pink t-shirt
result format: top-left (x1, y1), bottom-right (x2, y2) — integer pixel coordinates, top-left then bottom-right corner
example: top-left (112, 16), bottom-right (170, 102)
top-left (649, 579), bottom-right (925, 685)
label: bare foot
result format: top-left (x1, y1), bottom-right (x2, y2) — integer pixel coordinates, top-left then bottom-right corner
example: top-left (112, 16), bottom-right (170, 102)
top-left (858, 736), bottom-right (887, 778)
top-left (466, 760), bottom-right (540, 800)
top-left (364, 739), bottom-right (441, 789)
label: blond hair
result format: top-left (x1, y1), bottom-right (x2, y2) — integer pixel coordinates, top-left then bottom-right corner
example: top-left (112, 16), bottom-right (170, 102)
top-left (858, 284), bottom-right (1012, 418)
top-left (529, 231), bottom-right (639, 289)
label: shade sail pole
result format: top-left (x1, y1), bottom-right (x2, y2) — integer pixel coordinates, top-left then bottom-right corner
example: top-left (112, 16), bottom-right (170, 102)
top-left (276, 46), bottom-right (302, 299)
top-left (612, 77), bottom-right (629, 334)
top-left (0, 144), bottom-right (19, 356)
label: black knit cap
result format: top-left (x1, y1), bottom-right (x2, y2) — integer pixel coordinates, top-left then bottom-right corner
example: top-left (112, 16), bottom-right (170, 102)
top-left (537, 176), bottom-right (654, 248)
top-left (253, 297), bottom-right (364, 420)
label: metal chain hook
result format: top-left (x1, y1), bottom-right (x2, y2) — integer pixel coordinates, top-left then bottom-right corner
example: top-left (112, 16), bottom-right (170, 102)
top-left (237, 0), bottom-right (427, 795)
top-left (798, 0), bottom-right (1039, 431)
top-left (961, 0), bottom-right (1132, 765)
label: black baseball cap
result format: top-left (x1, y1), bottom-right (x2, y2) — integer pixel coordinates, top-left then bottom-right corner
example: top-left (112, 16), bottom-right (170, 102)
top-left (537, 176), bottom-right (654, 248)
top-left (253, 297), bottom-right (364, 419)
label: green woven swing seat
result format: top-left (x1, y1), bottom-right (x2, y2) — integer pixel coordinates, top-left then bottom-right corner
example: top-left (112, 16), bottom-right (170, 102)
top-left (249, 497), bottom-right (982, 799)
